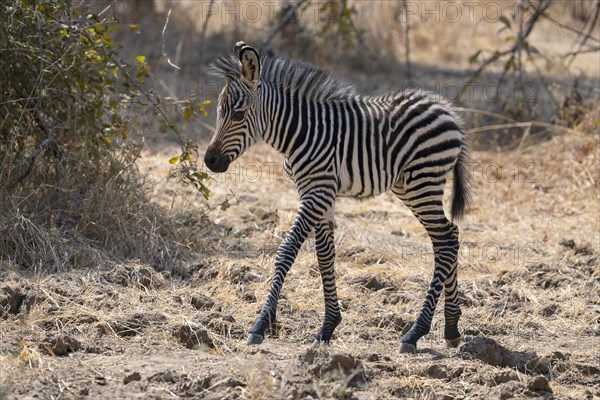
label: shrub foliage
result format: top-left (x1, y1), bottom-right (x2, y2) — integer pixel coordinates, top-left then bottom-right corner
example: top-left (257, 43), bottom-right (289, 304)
top-left (0, 0), bottom-right (193, 270)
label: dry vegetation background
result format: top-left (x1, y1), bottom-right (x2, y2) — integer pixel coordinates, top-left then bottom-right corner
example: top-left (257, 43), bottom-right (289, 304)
top-left (1, 0), bottom-right (599, 399)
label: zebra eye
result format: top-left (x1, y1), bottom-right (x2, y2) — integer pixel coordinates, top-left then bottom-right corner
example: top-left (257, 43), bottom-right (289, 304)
top-left (231, 109), bottom-right (246, 121)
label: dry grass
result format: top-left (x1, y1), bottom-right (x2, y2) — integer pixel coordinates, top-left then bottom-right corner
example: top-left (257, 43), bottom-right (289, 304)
top-left (0, 2), bottom-right (598, 398)
top-left (2, 114), bottom-right (597, 398)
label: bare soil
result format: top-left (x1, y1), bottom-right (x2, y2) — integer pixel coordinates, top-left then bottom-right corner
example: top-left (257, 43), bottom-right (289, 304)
top-left (1, 125), bottom-right (599, 399)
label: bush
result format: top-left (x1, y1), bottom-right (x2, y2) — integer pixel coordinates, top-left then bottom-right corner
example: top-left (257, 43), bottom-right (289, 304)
top-left (0, 0), bottom-right (196, 271)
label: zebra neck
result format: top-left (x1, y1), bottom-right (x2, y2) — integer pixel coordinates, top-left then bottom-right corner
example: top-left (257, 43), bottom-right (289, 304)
top-left (260, 85), bottom-right (317, 160)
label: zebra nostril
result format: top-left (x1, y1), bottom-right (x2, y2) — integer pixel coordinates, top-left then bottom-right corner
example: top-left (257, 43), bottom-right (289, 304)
top-left (205, 152), bottom-right (217, 166)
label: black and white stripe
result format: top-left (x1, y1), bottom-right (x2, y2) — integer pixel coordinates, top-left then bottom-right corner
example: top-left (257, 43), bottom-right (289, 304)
top-left (205, 42), bottom-right (471, 352)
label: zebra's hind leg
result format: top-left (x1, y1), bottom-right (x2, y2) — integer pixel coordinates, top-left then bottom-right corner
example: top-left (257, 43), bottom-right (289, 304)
top-left (442, 223), bottom-right (462, 348)
top-left (393, 183), bottom-right (461, 353)
top-left (314, 219), bottom-right (342, 344)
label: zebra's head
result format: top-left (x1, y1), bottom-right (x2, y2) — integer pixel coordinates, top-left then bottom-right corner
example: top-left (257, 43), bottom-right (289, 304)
top-left (205, 42), bottom-right (262, 173)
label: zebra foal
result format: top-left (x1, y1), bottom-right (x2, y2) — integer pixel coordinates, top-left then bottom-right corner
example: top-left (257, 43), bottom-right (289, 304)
top-left (204, 42), bottom-right (471, 353)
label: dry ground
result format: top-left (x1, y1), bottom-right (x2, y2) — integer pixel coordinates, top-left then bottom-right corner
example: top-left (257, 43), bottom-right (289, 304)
top-left (1, 118), bottom-right (599, 399)
top-left (2, 1), bottom-right (599, 399)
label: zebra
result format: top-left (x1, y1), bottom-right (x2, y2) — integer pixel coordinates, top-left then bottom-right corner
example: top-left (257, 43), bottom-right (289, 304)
top-left (204, 42), bottom-right (471, 353)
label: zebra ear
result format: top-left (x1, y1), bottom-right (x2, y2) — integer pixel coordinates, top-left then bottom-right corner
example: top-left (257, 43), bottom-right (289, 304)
top-left (235, 41), bottom-right (260, 88)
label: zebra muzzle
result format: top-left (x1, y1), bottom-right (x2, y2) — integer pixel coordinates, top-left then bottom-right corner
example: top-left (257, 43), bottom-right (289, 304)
top-left (204, 145), bottom-right (230, 173)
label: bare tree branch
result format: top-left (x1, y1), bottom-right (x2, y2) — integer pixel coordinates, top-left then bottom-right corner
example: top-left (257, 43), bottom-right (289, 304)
top-left (567, 0), bottom-right (600, 67)
top-left (542, 13), bottom-right (600, 43)
top-left (261, 0), bottom-right (310, 48)
top-left (401, 0), bottom-right (412, 79)
top-left (198, 0), bottom-right (216, 69)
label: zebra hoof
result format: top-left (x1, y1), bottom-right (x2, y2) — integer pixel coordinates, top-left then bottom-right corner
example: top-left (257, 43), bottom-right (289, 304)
top-left (445, 337), bottom-right (461, 348)
top-left (399, 342), bottom-right (416, 354)
top-left (246, 333), bottom-right (264, 345)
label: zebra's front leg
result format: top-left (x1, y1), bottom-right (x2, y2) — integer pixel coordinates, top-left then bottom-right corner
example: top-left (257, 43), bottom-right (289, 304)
top-left (314, 219), bottom-right (342, 344)
top-left (247, 192), bottom-right (332, 345)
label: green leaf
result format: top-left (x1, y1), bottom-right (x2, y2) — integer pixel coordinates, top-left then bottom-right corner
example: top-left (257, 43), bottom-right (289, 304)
top-left (468, 50), bottom-right (482, 64)
top-left (499, 15), bottom-right (512, 30)
top-left (168, 155), bottom-right (180, 165)
top-left (504, 56), bottom-right (516, 72)
top-left (183, 106), bottom-right (192, 120)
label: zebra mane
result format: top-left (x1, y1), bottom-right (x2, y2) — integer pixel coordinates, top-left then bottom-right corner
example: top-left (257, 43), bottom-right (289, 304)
top-left (210, 49), bottom-right (356, 101)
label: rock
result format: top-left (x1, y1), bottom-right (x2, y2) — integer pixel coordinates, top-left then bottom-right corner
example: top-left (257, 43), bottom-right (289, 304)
top-left (123, 372), bottom-right (141, 384)
top-left (528, 375), bottom-right (552, 393)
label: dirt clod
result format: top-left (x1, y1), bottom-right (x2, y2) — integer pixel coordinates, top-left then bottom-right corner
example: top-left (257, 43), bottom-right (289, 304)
top-left (94, 376), bottom-right (107, 386)
top-left (528, 375), bottom-right (552, 393)
top-left (44, 335), bottom-right (81, 356)
top-left (460, 336), bottom-right (541, 375)
top-left (302, 350), bottom-right (368, 387)
top-left (426, 364), bottom-right (450, 380)
top-left (124, 372), bottom-right (142, 384)
top-left (23, 291), bottom-right (45, 312)
top-left (176, 324), bottom-right (214, 349)
top-left (0, 286), bottom-right (24, 318)
top-left (348, 275), bottom-right (387, 291)
top-left (539, 303), bottom-right (559, 317)
top-left (102, 264), bottom-right (163, 289)
top-left (460, 337), bottom-right (514, 367)
top-left (191, 294), bottom-right (217, 311)
top-left (178, 375), bottom-right (213, 393)
top-left (560, 239), bottom-right (576, 249)
top-left (492, 370), bottom-right (520, 385)
top-left (148, 371), bottom-right (177, 384)
top-left (220, 263), bottom-right (262, 284)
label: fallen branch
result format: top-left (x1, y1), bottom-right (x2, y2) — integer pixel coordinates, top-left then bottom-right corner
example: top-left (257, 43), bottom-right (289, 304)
top-left (468, 120), bottom-right (582, 136)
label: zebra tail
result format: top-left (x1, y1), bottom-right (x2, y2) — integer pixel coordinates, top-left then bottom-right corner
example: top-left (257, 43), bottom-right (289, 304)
top-left (450, 141), bottom-right (471, 222)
